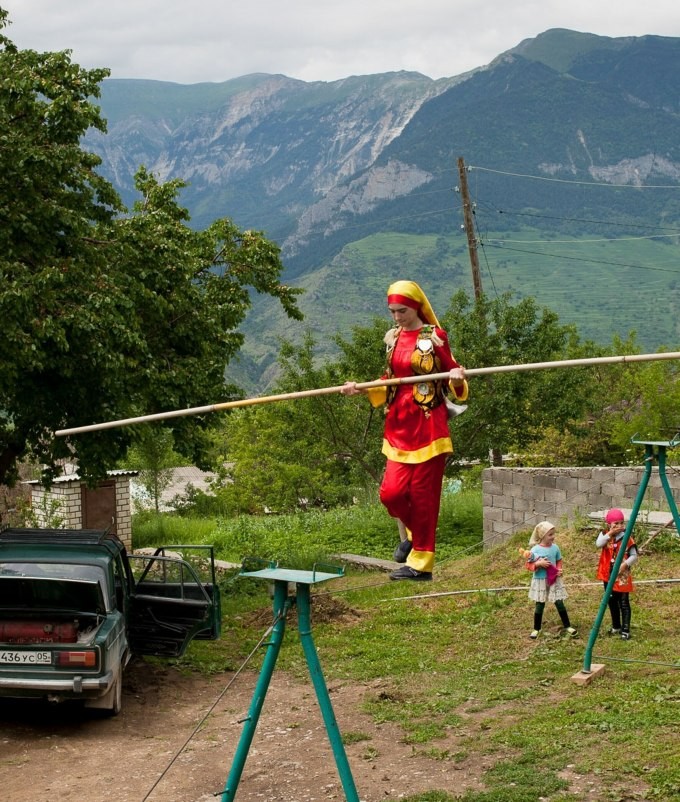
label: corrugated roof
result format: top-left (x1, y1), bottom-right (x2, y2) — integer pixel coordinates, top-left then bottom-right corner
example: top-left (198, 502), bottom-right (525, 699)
top-left (24, 469), bottom-right (139, 485)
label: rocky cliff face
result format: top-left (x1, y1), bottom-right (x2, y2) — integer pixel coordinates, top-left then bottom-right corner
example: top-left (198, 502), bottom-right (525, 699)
top-left (86, 29), bottom-right (680, 278)
top-left (86, 71), bottom-right (463, 243)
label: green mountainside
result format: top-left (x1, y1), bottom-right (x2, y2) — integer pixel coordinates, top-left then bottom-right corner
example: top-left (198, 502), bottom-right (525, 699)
top-left (84, 29), bottom-right (680, 391)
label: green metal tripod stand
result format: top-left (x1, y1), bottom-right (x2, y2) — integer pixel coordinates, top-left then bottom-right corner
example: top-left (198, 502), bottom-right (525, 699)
top-left (221, 561), bottom-right (360, 802)
top-left (581, 436), bottom-right (680, 674)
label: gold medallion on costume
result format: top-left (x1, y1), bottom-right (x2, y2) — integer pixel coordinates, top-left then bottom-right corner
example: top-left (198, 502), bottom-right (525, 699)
top-left (410, 326), bottom-right (443, 410)
top-left (413, 337), bottom-right (435, 373)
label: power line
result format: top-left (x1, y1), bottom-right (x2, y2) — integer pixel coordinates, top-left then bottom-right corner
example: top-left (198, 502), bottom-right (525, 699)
top-left (483, 241), bottom-right (680, 275)
top-left (491, 207), bottom-right (680, 234)
top-left (487, 233), bottom-right (680, 245)
top-left (470, 165), bottom-right (680, 190)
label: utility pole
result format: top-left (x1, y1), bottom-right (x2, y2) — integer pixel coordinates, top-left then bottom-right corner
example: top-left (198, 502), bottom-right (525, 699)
top-left (457, 158), bottom-right (501, 464)
top-left (457, 157), bottom-right (482, 300)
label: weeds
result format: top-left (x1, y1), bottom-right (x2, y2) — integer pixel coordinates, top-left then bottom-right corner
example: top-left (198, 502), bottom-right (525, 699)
top-left (132, 497), bottom-right (680, 801)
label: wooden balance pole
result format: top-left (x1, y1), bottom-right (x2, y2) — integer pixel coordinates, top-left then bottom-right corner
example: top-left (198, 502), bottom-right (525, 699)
top-left (55, 350), bottom-right (680, 437)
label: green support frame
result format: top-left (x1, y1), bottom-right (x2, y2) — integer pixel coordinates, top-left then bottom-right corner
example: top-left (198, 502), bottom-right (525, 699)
top-left (581, 436), bottom-right (680, 674)
top-left (221, 561), bottom-right (360, 802)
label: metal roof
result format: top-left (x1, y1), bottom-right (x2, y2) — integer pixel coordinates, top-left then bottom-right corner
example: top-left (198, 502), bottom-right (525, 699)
top-left (24, 469), bottom-right (138, 485)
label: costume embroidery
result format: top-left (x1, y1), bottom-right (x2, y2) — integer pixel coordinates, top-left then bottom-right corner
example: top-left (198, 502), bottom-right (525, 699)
top-left (410, 325), bottom-right (446, 410)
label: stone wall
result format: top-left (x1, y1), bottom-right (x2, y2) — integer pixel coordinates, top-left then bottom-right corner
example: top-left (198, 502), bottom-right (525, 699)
top-left (482, 466), bottom-right (680, 547)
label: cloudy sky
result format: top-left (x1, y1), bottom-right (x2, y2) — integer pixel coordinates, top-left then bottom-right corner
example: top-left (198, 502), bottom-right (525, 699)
top-left (3, 1), bottom-right (679, 84)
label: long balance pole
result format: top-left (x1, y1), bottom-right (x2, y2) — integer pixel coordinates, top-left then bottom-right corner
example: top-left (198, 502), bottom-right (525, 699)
top-left (55, 350), bottom-right (680, 437)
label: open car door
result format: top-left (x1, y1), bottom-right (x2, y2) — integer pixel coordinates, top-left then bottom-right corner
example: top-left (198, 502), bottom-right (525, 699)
top-left (127, 546), bottom-right (221, 657)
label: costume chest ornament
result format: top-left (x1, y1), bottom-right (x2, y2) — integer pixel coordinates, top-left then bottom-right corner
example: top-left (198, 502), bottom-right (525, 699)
top-left (409, 326), bottom-right (444, 411)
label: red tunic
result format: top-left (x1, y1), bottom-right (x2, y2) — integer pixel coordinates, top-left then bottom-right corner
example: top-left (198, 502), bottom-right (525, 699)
top-left (382, 327), bottom-right (465, 463)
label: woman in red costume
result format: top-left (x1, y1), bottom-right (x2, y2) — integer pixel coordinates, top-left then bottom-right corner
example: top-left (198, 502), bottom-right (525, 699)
top-left (341, 280), bottom-right (468, 580)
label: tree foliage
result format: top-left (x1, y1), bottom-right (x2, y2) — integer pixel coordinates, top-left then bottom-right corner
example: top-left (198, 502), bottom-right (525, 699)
top-left (210, 325), bottom-right (388, 513)
top-left (441, 290), bottom-right (610, 463)
top-left (0, 13), bottom-right (302, 486)
top-left (121, 425), bottom-right (182, 513)
top-left (211, 290), bottom-right (650, 510)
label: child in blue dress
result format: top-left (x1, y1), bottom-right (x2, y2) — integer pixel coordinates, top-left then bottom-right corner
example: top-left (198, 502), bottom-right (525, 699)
top-left (525, 521), bottom-right (577, 639)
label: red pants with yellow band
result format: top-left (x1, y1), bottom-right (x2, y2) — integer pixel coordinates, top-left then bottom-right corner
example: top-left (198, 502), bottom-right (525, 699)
top-left (379, 453), bottom-right (447, 573)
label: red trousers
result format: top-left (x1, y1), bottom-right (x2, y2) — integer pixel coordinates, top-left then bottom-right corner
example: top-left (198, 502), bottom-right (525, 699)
top-left (379, 454), bottom-right (447, 572)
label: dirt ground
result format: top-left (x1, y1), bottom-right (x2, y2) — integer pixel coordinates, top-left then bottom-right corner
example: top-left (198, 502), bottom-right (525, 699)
top-left (0, 656), bottom-right (499, 802)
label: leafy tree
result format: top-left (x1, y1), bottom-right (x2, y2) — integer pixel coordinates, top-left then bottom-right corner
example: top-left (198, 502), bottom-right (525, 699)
top-left (603, 347), bottom-right (680, 458)
top-left (121, 426), bottom-right (182, 513)
top-left (515, 333), bottom-right (665, 467)
top-left (0, 13), bottom-right (302, 486)
top-left (441, 290), bottom-right (608, 464)
top-left (212, 292), bottom-right (623, 509)
top-left (210, 325), bottom-right (388, 513)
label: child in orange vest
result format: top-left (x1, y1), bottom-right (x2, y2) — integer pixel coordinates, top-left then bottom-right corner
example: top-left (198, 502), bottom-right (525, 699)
top-left (596, 508), bottom-right (639, 640)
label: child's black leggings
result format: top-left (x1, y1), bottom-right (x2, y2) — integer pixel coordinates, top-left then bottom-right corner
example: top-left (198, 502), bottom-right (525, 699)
top-left (603, 584), bottom-right (631, 633)
top-left (533, 600), bottom-right (571, 631)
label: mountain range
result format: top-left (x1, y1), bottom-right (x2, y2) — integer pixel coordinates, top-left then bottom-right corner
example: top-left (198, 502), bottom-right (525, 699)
top-left (83, 28), bottom-right (680, 390)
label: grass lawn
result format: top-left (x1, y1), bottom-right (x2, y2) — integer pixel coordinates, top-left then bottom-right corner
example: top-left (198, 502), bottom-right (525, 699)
top-left (136, 505), bottom-right (680, 801)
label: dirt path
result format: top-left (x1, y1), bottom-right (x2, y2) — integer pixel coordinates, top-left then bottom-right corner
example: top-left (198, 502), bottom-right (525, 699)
top-left (0, 658), bottom-right (490, 802)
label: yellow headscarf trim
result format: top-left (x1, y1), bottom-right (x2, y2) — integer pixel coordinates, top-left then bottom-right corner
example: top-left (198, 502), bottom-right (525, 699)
top-left (387, 280), bottom-right (440, 328)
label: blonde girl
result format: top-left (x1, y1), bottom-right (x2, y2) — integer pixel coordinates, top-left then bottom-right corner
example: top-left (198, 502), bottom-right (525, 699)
top-left (526, 521), bottom-right (577, 639)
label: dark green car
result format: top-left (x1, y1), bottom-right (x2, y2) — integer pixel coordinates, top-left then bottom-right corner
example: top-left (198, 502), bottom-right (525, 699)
top-left (0, 528), bottom-right (221, 715)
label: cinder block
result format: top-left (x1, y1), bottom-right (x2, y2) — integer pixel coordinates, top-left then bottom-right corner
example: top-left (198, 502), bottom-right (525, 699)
top-left (616, 470), bottom-right (639, 485)
top-left (534, 501), bottom-right (554, 514)
top-left (513, 471), bottom-right (538, 487)
top-left (513, 497), bottom-right (532, 512)
top-left (507, 483), bottom-right (525, 498)
top-left (544, 488), bottom-right (568, 504)
top-left (571, 663), bottom-right (606, 685)
top-left (555, 476), bottom-right (579, 493)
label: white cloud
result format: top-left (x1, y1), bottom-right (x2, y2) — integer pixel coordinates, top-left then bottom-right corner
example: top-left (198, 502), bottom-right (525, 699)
top-left (3, 0), bottom-right (680, 84)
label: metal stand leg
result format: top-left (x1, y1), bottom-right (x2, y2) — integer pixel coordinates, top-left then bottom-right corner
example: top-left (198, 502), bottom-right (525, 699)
top-left (582, 439), bottom-right (680, 673)
top-left (221, 580), bottom-right (290, 802)
top-left (221, 569), bottom-right (360, 802)
top-left (297, 583), bottom-right (360, 802)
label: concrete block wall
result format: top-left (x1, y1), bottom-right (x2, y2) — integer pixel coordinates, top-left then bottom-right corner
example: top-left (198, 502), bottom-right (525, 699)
top-left (29, 476), bottom-right (133, 551)
top-left (483, 466), bottom-right (680, 547)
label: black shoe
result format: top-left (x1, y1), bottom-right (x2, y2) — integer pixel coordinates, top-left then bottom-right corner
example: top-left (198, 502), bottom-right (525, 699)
top-left (393, 539), bottom-right (413, 563)
top-left (389, 565), bottom-right (432, 581)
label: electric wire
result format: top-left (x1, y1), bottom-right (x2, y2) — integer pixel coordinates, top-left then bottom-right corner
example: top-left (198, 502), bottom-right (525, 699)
top-left (469, 165), bottom-right (680, 190)
top-left (382, 577), bottom-right (680, 603)
top-left (486, 207), bottom-right (680, 234)
top-left (590, 655), bottom-right (680, 668)
top-left (481, 241), bottom-right (680, 275)
top-left (487, 233), bottom-right (680, 245)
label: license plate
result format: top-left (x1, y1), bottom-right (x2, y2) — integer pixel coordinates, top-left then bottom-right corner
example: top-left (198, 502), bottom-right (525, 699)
top-left (0, 650), bottom-right (51, 665)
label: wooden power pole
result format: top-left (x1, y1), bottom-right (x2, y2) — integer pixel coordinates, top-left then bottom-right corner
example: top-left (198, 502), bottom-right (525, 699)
top-left (457, 157), bottom-right (482, 299)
